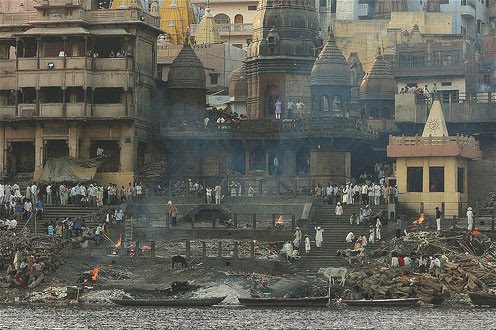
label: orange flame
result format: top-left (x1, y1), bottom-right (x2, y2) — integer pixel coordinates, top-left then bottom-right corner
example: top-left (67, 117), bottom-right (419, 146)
top-left (415, 213), bottom-right (425, 224)
top-left (276, 215), bottom-right (284, 224)
top-left (115, 234), bottom-right (122, 248)
top-left (91, 266), bottom-right (100, 281)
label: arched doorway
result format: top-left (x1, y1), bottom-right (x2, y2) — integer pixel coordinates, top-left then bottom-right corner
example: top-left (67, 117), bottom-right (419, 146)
top-left (234, 14), bottom-right (243, 23)
top-left (214, 13), bottom-right (230, 24)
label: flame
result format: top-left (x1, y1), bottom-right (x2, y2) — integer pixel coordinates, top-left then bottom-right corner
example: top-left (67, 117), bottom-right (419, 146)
top-left (91, 266), bottom-right (100, 281)
top-left (276, 215), bottom-right (284, 224)
top-left (415, 213), bottom-right (425, 224)
top-left (115, 234), bottom-right (122, 248)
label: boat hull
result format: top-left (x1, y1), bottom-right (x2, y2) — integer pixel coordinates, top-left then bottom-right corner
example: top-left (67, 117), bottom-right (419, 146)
top-left (238, 297), bottom-right (330, 307)
top-left (469, 293), bottom-right (496, 306)
top-left (341, 298), bottom-right (421, 307)
top-left (112, 296), bottom-right (226, 307)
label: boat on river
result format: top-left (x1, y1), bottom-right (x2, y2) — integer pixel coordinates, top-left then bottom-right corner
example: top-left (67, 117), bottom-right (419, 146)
top-left (341, 297), bottom-right (421, 307)
top-left (112, 296), bottom-right (226, 307)
top-left (469, 292), bottom-right (496, 306)
top-left (238, 296), bottom-right (330, 307)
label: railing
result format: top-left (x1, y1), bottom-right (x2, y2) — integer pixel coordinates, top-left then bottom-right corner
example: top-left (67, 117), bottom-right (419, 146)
top-left (190, 23), bottom-right (253, 35)
top-left (160, 117), bottom-right (378, 140)
top-left (0, 8), bottom-right (159, 28)
top-left (395, 93), bottom-right (496, 123)
top-left (0, 11), bottom-right (38, 25)
top-left (389, 134), bottom-right (480, 148)
top-left (0, 103), bottom-right (131, 119)
top-left (391, 60), bottom-right (465, 77)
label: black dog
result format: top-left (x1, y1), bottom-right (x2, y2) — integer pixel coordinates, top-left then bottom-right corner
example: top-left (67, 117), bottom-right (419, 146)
top-left (171, 255), bottom-right (188, 270)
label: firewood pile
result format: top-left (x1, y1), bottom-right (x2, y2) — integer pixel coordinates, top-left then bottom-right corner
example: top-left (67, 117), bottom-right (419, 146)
top-left (341, 231), bottom-right (496, 305)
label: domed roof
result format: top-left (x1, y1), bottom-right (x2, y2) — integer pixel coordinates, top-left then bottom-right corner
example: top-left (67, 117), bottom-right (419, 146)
top-left (359, 54), bottom-right (396, 101)
top-left (247, 0), bottom-right (320, 59)
top-left (195, 6), bottom-right (221, 44)
top-left (228, 64), bottom-right (248, 98)
top-left (309, 35), bottom-right (351, 87)
top-left (168, 39), bottom-right (206, 89)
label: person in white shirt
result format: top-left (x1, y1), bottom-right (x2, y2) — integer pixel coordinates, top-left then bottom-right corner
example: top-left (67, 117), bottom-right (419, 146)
top-left (376, 217), bottom-right (382, 240)
top-left (346, 231), bottom-right (355, 243)
top-left (46, 185), bottom-right (52, 204)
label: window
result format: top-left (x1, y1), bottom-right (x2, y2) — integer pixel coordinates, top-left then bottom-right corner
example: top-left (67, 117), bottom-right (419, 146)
top-left (209, 73), bottom-right (219, 85)
top-left (407, 167), bottom-right (423, 192)
top-left (319, 0), bottom-right (326, 8)
top-left (441, 81), bottom-right (452, 86)
top-left (457, 167), bottom-right (465, 193)
top-left (429, 167), bottom-right (445, 192)
top-left (248, 5), bottom-right (257, 10)
top-left (330, 0), bottom-right (336, 13)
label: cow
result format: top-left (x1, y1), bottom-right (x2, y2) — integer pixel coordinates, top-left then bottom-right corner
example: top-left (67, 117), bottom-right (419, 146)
top-left (171, 255), bottom-right (188, 270)
top-left (337, 249), bottom-right (366, 266)
top-left (318, 267), bottom-right (347, 286)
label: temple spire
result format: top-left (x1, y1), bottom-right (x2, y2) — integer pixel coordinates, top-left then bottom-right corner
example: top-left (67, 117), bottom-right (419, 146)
top-left (422, 100), bottom-right (449, 137)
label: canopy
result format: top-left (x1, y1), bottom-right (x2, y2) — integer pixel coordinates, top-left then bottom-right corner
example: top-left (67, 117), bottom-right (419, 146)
top-left (39, 156), bottom-right (102, 183)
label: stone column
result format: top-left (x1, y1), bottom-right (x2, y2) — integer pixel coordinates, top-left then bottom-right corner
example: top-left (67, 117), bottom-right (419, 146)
top-left (283, 148), bottom-right (296, 176)
top-left (34, 125), bottom-right (43, 172)
top-left (0, 124), bottom-right (4, 173)
top-left (120, 124), bottom-right (136, 173)
top-left (244, 149), bottom-right (250, 174)
top-left (68, 125), bottom-right (78, 158)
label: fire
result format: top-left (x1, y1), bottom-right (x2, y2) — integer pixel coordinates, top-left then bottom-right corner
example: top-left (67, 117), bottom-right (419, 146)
top-left (91, 266), bottom-right (100, 281)
top-left (115, 234), bottom-right (122, 248)
top-left (276, 215), bottom-right (284, 224)
top-left (414, 213), bottom-right (425, 224)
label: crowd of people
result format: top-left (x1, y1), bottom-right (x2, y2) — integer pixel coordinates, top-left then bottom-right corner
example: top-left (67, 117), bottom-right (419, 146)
top-left (391, 253), bottom-right (444, 277)
top-left (399, 83), bottom-right (437, 104)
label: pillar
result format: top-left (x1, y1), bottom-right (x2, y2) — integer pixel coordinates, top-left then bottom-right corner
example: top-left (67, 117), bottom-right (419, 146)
top-left (283, 148), bottom-right (296, 176)
top-left (120, 124), bottom-right (136, 173)
top-left (68, 125), bottom-right (78, 158)
top-left (264, 148), bottom-right (269, 174)
top-left (34, 125), bottom-right (43, 173)
top-left (244, 149), bottom-right (250, 174)
top-left (0, 124), bottom-right (4, 173)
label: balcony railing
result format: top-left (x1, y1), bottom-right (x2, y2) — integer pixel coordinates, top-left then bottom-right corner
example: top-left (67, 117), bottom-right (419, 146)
top-left (0, 103), bottom-right (132, 119)
top-left (15, 57), bottom-right (131, 71)
top-left (395, 93), bottom-right (496, 123)
top-left (159, 117), bottom-right (377, 140)
top-left (190, 23), bottom-right (253, 35)
top-left (0, 9), bottom-right (159, 28)
top-left (391, 60), bottom-right (465, 78)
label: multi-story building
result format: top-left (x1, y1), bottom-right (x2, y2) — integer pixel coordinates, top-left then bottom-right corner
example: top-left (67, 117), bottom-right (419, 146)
top-left (0, 0), bottom-right (161, 187)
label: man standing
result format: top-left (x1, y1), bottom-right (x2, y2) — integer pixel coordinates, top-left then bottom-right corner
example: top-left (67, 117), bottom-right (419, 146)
top-left (214, 184), bottom-right (222, 204)
top-left (274, 99), bottom-right (282, 119)
top-left (46, 184), bottom-right (52, 204)
top-left (168, 201), bottom-right (178, 226)
top-left (435, 207), bottom-right (443, 232)
top-left (315, 226), bottom-right (324, 248)
top-left (273, 157), bottom-right (279, 176)
top-left (335, 202), bottom-right (343, 223)
top-left (287, 99), bottom-right (294, 119)
top-left (31, 182), bottom-right (38, 204)
top-left (295, 100), bottom-right (304, 119)
top-left (467, 206), bottom-right (474, 231)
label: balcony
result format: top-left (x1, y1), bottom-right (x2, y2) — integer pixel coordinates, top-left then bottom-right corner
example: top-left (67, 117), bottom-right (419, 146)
top-left (0, 106), bottom-right (16, 118)
top-left (395, 93), bottom-right (496, 124)
top-left (0, 103), bottom-right (131, 120)
top-left (391, 60), bottom-right (465, 78)
top-left (460, 1), bottom-right (476, 18)
top-left (190, 23), bottom-right (253, 36)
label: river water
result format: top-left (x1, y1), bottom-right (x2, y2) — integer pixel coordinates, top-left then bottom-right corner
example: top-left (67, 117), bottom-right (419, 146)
top-left (0, 305), bottom-right (494, 329)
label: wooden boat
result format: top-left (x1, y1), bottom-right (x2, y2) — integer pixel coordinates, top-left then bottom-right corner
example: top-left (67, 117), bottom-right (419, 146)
top-left (112, 296), bottom-right (226, 307)
top-left (341, 297), bottom-right (421, 307)
top-left (238, 296), bottom-right (330, 307)
top-left (469, 292), bottom-right (496, 306)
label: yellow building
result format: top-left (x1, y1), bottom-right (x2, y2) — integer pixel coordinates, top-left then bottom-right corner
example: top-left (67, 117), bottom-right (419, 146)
top-left (159, 0), bottom-right (195, 45)
top-left (387, 100), bottom-right (482, 217)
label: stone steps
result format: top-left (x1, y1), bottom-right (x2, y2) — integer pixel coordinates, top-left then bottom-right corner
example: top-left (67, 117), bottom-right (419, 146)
top-left (294, 203), bottom-right (389, 274)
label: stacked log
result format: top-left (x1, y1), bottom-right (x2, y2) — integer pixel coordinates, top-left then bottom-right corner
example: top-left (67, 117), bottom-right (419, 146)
top-left (342, 231), bottom-right (496, 305)
top-left (135, 161), bottom-right (166, 187)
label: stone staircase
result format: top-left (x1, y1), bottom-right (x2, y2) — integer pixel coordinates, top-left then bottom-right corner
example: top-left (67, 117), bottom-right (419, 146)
top-left (294, 203), bottom-right (389, 274)
top-left (18, 204), bottom-right (113, 234)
